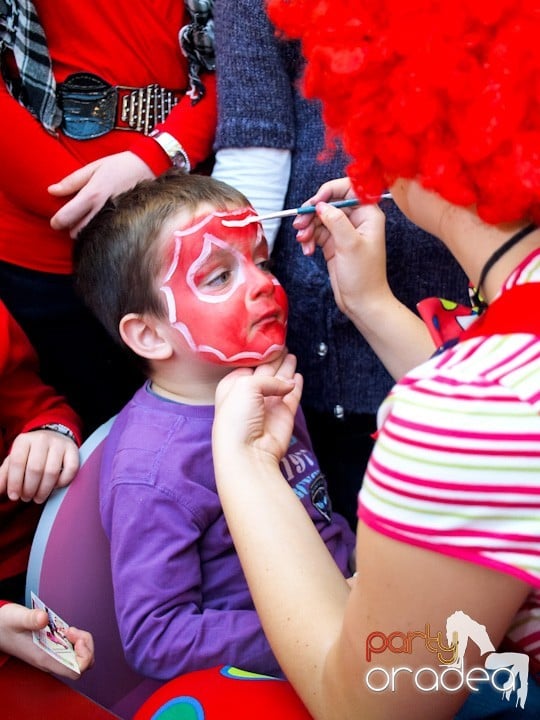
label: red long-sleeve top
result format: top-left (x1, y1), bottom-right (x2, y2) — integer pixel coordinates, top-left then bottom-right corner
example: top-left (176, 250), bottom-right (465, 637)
top-left (0, 0), bottom-right (217, 274)
top-left (0, 303), bottom-right (82, 582)
top-left (0, 599), bottom-right (9, 668)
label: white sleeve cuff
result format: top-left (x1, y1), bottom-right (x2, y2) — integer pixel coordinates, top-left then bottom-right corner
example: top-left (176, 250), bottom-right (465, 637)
top-left (212, 147), bottom-right (292, 251)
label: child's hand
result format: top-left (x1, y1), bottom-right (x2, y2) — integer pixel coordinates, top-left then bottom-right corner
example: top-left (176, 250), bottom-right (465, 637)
top-left (0, 430), bottom-right (79, 504)
top-left (64, 624), bottom-right (95, 675)
top-left (0, 603), bottom-right (94, 677)
top-left (213, 353), bottom-right (303, 467)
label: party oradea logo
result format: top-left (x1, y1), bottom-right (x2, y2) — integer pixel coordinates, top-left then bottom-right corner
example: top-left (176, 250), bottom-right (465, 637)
top-left (365, 610), bottom-right (529, 709)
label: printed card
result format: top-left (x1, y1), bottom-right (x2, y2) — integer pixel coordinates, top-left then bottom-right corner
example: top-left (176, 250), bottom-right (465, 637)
top-left (31, 592), bottom-right (80, 674)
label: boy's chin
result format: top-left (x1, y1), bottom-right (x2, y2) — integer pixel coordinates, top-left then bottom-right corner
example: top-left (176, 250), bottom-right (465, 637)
top-left (210, 345), bottom-right (286, 369)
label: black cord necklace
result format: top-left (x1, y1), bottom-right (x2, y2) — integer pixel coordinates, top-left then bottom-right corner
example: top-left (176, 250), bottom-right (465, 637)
top-left (472, 223), bottom-right (537, 311)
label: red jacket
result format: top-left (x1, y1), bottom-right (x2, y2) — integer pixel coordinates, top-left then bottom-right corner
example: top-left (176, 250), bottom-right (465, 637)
top-left (0, 303), bottom-right (82, 581)
top-left (0, 0), bottom-right (217, 274)
top-left (0, 599), bottom-right (8, 668)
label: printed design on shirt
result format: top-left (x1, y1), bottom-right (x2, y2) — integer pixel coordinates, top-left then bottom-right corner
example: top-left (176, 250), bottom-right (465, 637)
top-left (280, 434), bottom-right (333, 523)
top-left (309, 473), bottom-right (333, 523)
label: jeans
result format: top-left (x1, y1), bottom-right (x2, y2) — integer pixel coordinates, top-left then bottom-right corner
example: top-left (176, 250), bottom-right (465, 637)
top-left (455, 673), bottom-right (540, 719)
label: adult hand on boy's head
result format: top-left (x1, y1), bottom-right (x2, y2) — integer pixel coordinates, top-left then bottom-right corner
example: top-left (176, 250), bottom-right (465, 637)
top-left (49, 151), bottom-right (155, 238)
top-left (0, 430), bottom-right (79, 504)
top-left (0, 602), bottom-right (94, 677)
top-left (213, 352), bottom-right (303, 467)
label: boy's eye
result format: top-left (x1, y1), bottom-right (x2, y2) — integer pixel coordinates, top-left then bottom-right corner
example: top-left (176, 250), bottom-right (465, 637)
top-left (204, 269), bottom-right (231, 288)
top-left (256, 258), bottom-right (272, 273)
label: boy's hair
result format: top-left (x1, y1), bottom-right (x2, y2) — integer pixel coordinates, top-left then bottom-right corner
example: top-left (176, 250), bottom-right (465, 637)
top-left (74, 170), bottom-right (250, 360)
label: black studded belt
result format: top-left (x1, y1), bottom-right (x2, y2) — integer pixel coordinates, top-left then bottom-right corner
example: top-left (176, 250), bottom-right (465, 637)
top-left (57, 73), bottom-right (186, 139)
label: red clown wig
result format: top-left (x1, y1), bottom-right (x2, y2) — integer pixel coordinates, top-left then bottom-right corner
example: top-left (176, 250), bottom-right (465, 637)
top-left (266, 0), bottom-right (540, 225)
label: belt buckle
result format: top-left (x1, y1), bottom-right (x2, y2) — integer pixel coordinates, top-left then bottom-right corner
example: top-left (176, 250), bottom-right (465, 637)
top-left (58, 72), bottom-right (117, 139)
top-left (118, 84), bottom-right (180, 135)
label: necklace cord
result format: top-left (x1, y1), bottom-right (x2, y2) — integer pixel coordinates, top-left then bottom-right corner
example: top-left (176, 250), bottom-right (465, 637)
top-left (477, 223), bottom-right (537, 295)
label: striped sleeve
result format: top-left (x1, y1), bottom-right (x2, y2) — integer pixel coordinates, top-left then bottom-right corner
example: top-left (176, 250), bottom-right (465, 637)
top-left (358, 334), bottom-right (540, 588)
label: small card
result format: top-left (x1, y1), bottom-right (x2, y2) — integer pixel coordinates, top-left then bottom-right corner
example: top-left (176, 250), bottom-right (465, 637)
top-left (31, 592), bottom-right (80, 674)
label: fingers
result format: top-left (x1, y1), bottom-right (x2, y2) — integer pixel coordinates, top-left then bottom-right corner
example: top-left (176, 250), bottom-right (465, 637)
top-left (50, 195), bottom-right (99, 235)
top-left (2, 437), bottom-right (30, 501)
top-left (263, 351), bottom-right (298, 382)
top-left (4, 432), bottom-right (79, 503)
top-left (56, 442), bottom-right (81, 488)
top-left (0, 603), bottom-right (48, 633)
top-left (252, 349), bottom-right (296, 378)
top-left (27, 608), bottom-right (50, 631)
top-left (49, 160), bottom-right (107, 233)
top-left (0, 456), bottom-right (8, 496)
top-left (50, 152), bottom-right (155, 235)
top-left (316, 200), bottom-right (385, 253)
top-left (252, 354), bottom-right (303, 409)
top-left (309, 202), bottom-right (356, 263)
top-left (66, 626), bottom-right (95, 673)
top-left (48, 163), bottom-right (97, 198)
top-left (49, 165), bottom-right (99, 232)
top-left (293, 177), bottom-right (355, 255)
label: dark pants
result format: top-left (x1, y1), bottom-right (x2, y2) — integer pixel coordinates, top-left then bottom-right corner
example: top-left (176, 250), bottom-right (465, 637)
top-left (455, 672), bottom-right (540, 719)
top-left (0, 572), bottom-right (26, 604)
top-left (302, 405), bottom-right (376, 531)
top-left (0, 261), bottom-right (143, 438)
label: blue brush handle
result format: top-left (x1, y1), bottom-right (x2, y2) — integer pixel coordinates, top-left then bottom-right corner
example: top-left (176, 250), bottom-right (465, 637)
top-left (296, 198), bottom-right (360, 215)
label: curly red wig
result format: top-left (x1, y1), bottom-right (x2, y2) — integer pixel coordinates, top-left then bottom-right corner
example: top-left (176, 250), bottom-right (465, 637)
top-left (267, 0), bottom-right (540, 225)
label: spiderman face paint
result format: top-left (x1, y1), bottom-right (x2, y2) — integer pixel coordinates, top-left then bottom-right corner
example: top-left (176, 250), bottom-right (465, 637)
top-left (160, 208), bottom-right (288, 366)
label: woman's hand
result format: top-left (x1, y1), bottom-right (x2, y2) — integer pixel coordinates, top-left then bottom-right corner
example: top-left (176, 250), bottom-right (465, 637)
top-left (293, 177), bottom-right (355, 256)
top-left (49, 151), bottom-right (155, 238)
top-left (213, 353), bottom-right (303, 467)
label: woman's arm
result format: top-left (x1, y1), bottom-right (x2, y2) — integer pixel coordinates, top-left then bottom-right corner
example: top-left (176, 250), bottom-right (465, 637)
top-left (212, 358), bottom-right (531, 719)
top-left (294, 181), bottom-right (434, 380)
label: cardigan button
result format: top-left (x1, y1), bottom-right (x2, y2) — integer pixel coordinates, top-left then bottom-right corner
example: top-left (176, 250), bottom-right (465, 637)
top-left (333, 404), bottom-right (345, 420)
top-left (317, 342), bottom-right (328, 357)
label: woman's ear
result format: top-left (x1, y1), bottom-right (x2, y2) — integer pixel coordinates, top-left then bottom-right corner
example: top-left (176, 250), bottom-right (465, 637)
top-left (119, 313), bottom-right (173, 361)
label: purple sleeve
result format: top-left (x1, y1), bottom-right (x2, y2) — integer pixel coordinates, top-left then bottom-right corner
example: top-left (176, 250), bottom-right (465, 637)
top-left (105, 482), bottom-right (280, 680)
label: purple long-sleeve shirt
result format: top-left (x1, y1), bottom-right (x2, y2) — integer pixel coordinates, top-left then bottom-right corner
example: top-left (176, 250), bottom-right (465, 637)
top-left (100, 382), bottom-right (355, 680)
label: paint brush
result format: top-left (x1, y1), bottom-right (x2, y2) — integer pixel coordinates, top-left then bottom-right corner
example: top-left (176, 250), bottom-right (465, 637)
top-left (222, 194), bottom-right (392, 228)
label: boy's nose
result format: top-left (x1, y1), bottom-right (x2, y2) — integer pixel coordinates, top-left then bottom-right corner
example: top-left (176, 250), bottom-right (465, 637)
top-left (245, 263), bottom-right (275, 299)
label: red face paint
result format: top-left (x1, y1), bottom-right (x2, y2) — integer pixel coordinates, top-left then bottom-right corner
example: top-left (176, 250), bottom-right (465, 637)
top-left (160, 208), bottom-right (288, 366)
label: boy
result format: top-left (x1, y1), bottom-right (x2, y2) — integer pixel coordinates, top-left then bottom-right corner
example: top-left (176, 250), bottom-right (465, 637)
top-left (74, 171), bottom-right (356, 682)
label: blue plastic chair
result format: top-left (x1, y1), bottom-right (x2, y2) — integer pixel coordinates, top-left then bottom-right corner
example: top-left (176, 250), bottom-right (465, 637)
top-left (26, 418), bottom-right (161, 718)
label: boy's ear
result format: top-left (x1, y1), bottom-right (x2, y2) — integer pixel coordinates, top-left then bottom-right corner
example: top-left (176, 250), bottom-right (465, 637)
top-left (119, 313), bottom-right (173, 361)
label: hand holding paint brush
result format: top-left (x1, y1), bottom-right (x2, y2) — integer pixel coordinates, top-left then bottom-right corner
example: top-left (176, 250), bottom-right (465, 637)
top-left (291, 178), bottom-right (392, 256)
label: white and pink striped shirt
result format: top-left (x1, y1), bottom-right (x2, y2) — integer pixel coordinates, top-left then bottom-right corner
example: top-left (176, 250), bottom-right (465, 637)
top-left (358, 248), bottom-right (540, 667)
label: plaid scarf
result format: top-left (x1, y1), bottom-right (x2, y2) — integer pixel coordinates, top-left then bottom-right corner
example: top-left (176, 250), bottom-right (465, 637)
top-left (0, 0), bottom-right (214, 131)
top-left (0, 0), bottom-right (60, 133)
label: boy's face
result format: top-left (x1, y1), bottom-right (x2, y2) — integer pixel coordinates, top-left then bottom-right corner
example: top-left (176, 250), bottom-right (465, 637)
top-left (159, 207), bottom-right (288, 367)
